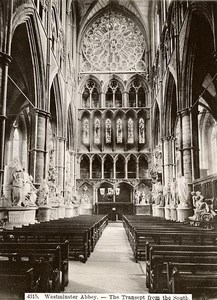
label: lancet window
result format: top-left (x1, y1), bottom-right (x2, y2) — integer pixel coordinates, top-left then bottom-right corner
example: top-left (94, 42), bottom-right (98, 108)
top-left (106, 80), bottom-right (122, 108)
top-left (105, 119), bottom-right (112, 143)
top-left (94, 118), bottom-right (101, 144)
top-left (128, 118), bottom-right (134, 144)
top-left (139, 118), bottom-right (145, 143)
top-left (82, 80), bottom-right (99, 108)
top-left (82, 118), bottom-right (89, 144)
top-left (117, 118), bottom-right (123, 143)
top-left (129, 80), bottom-right (146, 107)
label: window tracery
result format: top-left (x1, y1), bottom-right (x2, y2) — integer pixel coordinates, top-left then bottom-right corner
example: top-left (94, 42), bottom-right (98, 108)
top-left (106, 79), bottom-right (122, 108)
top-left (129, 80), bottom-right (146, 107)
top-left (81, 10), bottom-right (146, 72)
top-left (82, 80), bottom-right (99, 108)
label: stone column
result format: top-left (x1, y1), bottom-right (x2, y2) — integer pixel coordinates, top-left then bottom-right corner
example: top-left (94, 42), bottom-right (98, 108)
top-left (113, 158), bottom-right (116, 179)
top-left (101, 92), bottom-right (105, 108)
top-left (89, 156), bottom-right (92, 179)
top-left (29, 109), bottom-right (49, 186)
top-left (101, 157), bottom-right (104, 179)
top-left (125, 158), bottom-right (128, 179)
top-left (162, 136), bottom-right (173, 185)
top-left (123, 91), bottom-right (128, 107)
top-left (57, 137), bottom-right (66, 191)
top-left (181, 109), bottom-right (192, 182)
top-left (136, 160), bottom-right (139, 179)
top-left (0, 52), bottom-right (12, 194)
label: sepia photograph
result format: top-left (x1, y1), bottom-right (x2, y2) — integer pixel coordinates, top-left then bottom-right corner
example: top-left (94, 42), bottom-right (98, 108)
top-left (0, 0), bottom-right (217, 299)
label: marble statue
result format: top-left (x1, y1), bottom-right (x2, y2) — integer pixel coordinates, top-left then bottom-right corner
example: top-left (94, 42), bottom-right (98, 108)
top-left (154, 181), bottom-right (165, 207)
top-left (36, 180), bottom-right (49, 206)
top-left (189, 191), bottom-right (216, 222)
top-left (177, 174), bottom-right (190, 207)
top-left (163, 182), bottom-right (171, 206)
top-left (170, 178), bottom-right (178, 207)
top-left (23, 175), bottom-right (37, 207)
top-left (11, 163), bottom-right (24, 206)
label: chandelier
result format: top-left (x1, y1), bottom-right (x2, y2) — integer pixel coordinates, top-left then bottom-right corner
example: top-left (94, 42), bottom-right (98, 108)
top-left (100, 187), bottom-right (120, 197)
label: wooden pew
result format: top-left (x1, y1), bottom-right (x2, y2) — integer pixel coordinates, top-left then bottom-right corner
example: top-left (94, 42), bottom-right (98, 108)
top-left (147, 251), bottom-right (217, 293)
top-left (0, 245), bottom-right (61, 292)
top-left (1, 227), bottom-right (89, 263)
top-left (0, 241), bottom-right (69, 290)
top-left (0, 267), bottom-right (38, 297)
top-left (169, 268), bottom-right (217, 298)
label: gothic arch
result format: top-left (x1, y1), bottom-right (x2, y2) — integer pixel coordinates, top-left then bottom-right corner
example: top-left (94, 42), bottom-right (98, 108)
top-left (180, 3), bottom-right (214, 109)
top-left (163, 72), bottom-right (177, 137)
top-left (50, 75), bottom-right (64, 137)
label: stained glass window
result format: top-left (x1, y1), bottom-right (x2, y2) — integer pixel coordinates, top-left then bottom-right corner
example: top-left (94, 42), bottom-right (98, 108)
top-left (94, 118), bottom-right (101, 144)
top-left (81, 10), bottom-right (146, 72)
top-left (117, 118), bottom-right (123, 143)
top-left (83, 119), bottom-right (89, 144)
top-left (139, 118), bottom-right (145, 144)
top-left (128, 118), bottom-right (134, 144)
top-left (105, 119), bottom-right (112, 143)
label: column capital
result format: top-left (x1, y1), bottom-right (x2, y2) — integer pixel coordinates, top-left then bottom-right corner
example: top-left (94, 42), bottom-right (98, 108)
top-left (0, 52), bottom-right (12, 66)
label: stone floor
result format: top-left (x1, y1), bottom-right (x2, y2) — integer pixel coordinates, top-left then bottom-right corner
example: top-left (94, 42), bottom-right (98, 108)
top-left (65, 222), bottom-right (148, 293)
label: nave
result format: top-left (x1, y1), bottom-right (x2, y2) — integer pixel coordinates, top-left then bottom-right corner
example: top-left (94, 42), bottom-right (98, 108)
top-left (65, 222), bottom-right (147, 293)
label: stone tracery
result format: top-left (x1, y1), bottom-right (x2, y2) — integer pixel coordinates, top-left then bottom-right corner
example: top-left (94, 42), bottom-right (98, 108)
top-left (81, 10), bottom-right (146, 72)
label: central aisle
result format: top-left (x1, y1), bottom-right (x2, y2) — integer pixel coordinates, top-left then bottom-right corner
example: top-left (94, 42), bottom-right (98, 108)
top-left (65, 222), bottom-right (148, 293)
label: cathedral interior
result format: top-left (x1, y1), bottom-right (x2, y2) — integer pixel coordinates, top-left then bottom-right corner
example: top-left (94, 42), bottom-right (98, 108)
top-left (1, 0), bottom-right (217, 297)
top-left (1, 0), bottom-right (217, 220)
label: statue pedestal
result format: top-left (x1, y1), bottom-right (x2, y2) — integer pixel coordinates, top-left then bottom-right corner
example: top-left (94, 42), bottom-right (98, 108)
top-left (37, 206), bottom-right (51, 222)
top-left (164, 206), bottom-right (171, 220)
top-left (135, 204), bottom-right (152, 215)
top-left (79, 204), bottom-right (92, 215)
top-left (154, 206), bottom-right (165, 218)
top-left (50, 206), bottom-right (59, 220)
top-left (58, 205), bottom-right (65, 218)
top-left (170, 206), bottom-right (177, 221)
top-left (0, 207), bottom-right (7, 220)
top-left (152, 205), bottom-right (157, 217)
top-left (177, 206), bottom-right (192, 222)
top-left (65, 206), bottom-right (74, 218)
top-left (72, 205), bottom-right (79, 216)
top-left (5, 207), bottom-right (37, 229)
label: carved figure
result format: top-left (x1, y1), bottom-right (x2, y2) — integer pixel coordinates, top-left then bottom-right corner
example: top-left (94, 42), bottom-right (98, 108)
top-left (163, 182), bottom-right (172, 206)
top-left (189, 191), bottom-right (216, 222)
top-left (135, 191), bottom-right (140, 204)
top-left (177, 174), bottom-right (190, 207)
top-left (154, 181), bottom-right (165, 207)
top-left (140, 192), bottom-right (147, 204)
top-left (23, 175), bottom-right (37, 207)
top-left (170, 178), bottom-right (178, 207)
top-left (36, 180), bottom-right (49, 206)
top-left (11, 164), bottom-right (24, 206)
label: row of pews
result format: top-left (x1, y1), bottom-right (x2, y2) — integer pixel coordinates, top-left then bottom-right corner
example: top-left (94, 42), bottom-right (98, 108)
top-left (123, 214), bottom-right (217, 298)
top-left (0, 214), bottom-right (108, 297)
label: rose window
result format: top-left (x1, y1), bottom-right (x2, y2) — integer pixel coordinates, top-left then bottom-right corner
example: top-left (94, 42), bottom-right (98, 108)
top-left (81, 10), bottom-right (146, 72)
